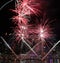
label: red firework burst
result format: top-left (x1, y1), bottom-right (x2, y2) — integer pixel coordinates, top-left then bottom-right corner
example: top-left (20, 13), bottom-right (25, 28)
top-left (12, 0), bottom-right (41, 23)
top-left (38, 25), bottom-right (53, 40)
top-left (38, 16), bottom-right (54, 41)
top-left (11, 0), bottom-right (41, 41)
top-left (11, 0), bottom-right (54, 43)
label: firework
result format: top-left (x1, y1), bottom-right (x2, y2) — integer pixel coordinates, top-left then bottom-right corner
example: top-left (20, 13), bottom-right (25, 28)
top-left (12, 0), bottom-right (40, 41)
top-left (11, 0), bottom-right (55, 60)
top-left (42, 40), bottom-right (60, 60)
top-left (38, 25), bottom-right (53, 40)
top-left (12, 0), bottom-right (40, 24)
top-left (0, 0), bottom-right (58, 63)
top-left (12, 25), bottom-right (28, 43)
top-left (0, 36), bottom-right (18, 59)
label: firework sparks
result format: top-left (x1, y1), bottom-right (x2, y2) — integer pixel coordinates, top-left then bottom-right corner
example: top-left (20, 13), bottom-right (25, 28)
top-left (17, 0), bottom-right (40, 15)
top-left (12, 0), bottom-right (40, 23)
top-left (37, 18), bottom-right (53, 41)
top-left (12, 0), bottom-right (40, 41)
top-left (38, 26), bottom-right (51, 40)
top-left (14, 25), bottom-right (29, 42)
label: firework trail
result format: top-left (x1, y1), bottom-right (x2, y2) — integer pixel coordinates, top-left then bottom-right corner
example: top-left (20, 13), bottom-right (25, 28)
top-left (42, 40), bottom-right (60, 60)
top-left (21, 37), bottom-right (38, 56)
top-left (0, 36), bottom-right (18, 59)
top-left (0, 0), bottom-right (13, 10)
